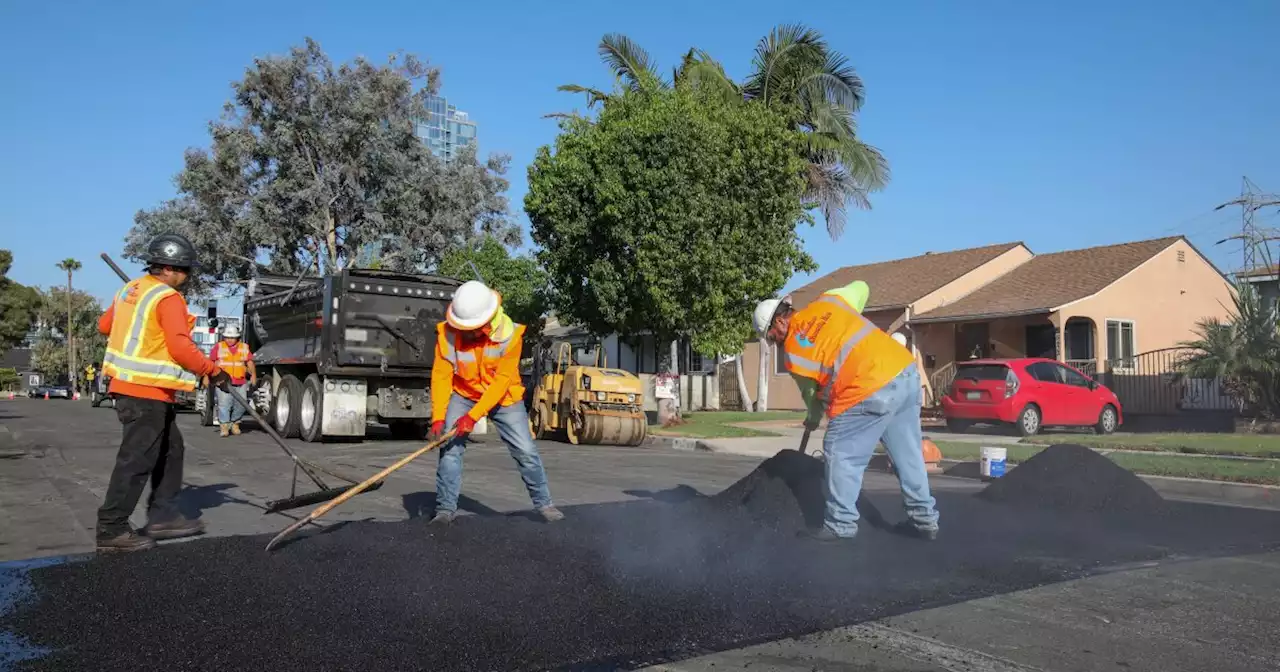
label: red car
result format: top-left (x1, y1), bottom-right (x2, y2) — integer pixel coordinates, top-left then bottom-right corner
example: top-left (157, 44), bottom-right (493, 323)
top-left (940, 358), bottom-right (1122, 436)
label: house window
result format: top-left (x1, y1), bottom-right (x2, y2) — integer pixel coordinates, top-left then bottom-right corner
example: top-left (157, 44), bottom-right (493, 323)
top-left (772, 344), bottom-right (787, 375)
top-left (1105, 320), bottom-right (1136, 370)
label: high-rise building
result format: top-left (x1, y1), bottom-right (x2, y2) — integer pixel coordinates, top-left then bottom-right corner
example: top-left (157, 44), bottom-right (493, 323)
top-left (414, 93), bottom-right (477, 161)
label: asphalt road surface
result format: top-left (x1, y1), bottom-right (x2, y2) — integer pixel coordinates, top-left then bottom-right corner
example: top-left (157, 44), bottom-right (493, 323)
top-left (2, 398), bottom-right (1279, 671)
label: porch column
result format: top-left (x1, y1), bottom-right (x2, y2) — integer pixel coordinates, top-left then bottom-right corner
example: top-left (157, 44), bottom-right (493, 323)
top-left (1048, 312), bottom-right (1064, 361)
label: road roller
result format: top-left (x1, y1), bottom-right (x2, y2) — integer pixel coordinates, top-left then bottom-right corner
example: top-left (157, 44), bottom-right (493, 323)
top-left (527, 341), bottom-right (647, 446)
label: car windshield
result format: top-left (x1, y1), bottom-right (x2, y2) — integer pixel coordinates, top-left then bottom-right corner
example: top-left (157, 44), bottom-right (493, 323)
top-left (954, 364), bottom-right (1009, 381)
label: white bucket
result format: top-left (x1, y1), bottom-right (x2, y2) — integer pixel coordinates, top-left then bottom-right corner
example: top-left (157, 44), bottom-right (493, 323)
top-left (980, 446), bottom-right (1007, 479)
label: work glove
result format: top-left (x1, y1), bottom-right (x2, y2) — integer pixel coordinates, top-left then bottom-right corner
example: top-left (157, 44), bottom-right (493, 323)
top-left (209, 370), bottom-right (233, 393)
top-left (803, 412), bottom-right (822, 432)
top-left (453, 414), bottom-right (477, 437)
top-left (429, 420), bottom-right (446, 441)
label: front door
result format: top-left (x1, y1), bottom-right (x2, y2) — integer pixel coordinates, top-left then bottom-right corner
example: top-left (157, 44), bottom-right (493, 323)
top-left (955, 323), bottom-right (990, 361)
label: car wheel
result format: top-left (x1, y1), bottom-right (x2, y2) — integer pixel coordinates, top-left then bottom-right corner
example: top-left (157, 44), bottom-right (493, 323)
top-left (1017, 405), bottom-right (1042, 437)
top-left (945, 419), bottom-right (971, 433)
top-left (272, 375), bottom-right (304, 439)
top-left (1095, 405), bottom-right (1118, 435)
top-left (299, 374), bottom-right (325, 443)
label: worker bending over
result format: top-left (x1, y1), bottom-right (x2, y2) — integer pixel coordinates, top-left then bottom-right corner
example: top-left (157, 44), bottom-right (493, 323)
top-left (753, 280), bottom-right (939, 542)
top-left (212, 323), bottom-right (257, 437)
top-left (429, 280), bottom-right (563, 524)
top-left (97, 234), bottom-right (232, 552)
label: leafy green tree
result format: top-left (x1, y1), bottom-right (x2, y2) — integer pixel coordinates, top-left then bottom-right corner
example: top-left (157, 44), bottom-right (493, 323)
top-left (31, 288), bottom-right (106, 384)
top-left (0, 250), bottom-right (40, 352)
top-left (1178, 283), bottom-right (1280, 415)
top-left (0, 368), bottom-right (18, 392)
top-left (526, 84), bottom-right (815, 367)
top-left (558, 25), bottom-right (888, 240)
top-left (438, 236), bottom-right (549, 342)
top-left (125, 38), bottom-right (517, 296)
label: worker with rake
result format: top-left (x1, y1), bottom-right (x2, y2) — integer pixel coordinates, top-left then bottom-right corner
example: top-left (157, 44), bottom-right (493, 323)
top-left (428, 280), bottom-right (564, 525)
top-left (96, 233), bottom-right (233, 552)
top-left (753, 281), bottom-right (939, 542)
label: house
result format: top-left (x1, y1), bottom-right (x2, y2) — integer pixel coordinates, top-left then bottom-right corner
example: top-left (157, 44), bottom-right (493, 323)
top-left (1, 348), bottom-right (42, 394)
top-left (742, 236), bottom-right (1235, 412)
top-left (740, 241), bottom-right (1034, 410)
top-left (1234, 265), bottom-right (1280, 316)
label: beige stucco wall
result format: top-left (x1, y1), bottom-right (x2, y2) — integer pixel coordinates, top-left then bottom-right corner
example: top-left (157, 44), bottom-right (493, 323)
top-left (911, 245), bottom-right (1035, 314)
top-left (1057, 239), bottom-right (1234, 365)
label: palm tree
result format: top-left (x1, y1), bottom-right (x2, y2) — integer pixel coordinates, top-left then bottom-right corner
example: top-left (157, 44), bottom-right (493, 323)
top-left (56, 258), bottom-right (81, 395)
top-left (558, 25), bottom-right (889, 240)
top-left (1178, 283), bottom-right (1280, 415)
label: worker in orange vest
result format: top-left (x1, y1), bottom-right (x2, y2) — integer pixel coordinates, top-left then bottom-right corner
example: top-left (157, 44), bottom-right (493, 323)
top-left (753, 281), bottom-right (939, 542)
top-left (96, 233), bottom-right (232, 553)
top-left (212, 323), bottom-right (257, 437)
top-left (428, 280), bottom-right (563, 525)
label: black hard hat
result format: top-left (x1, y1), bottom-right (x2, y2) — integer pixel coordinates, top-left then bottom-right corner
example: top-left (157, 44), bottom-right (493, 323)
top-left (142, 233), bottom-right (198, 269)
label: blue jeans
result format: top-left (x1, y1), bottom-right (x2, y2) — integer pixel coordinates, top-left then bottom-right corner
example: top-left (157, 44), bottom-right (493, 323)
top-left (822, 366), bottom-right (939, 537)
top-left (435, 394), bottom-right (554, 514)
top-left (217, 383), bottom-right (248, 424)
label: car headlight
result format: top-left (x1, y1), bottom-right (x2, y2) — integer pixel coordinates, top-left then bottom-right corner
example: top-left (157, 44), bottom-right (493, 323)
top-left (628, 394), bottom-right (636, 403)
top-left (596, 391), bottom-right (607, 401)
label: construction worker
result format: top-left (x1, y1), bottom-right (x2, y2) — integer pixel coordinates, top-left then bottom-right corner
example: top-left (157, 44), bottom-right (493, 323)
top-left (753, 280), bottom-right (939, 542)
top-left (96, 233), bottom-right (232, 552)
top-left (428, 280), bottom-right (563, 525)
top-left (212, 323), bottom-right (256, 437)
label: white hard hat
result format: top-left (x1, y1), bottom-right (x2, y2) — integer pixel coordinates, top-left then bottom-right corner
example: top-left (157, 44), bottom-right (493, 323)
top-left (447, 280), bottom-right (501, 331)
top-left (222, 324), bottom-right (242, 338)
top-left (891, 332), bottom-right (907, 346)
top-left (752, 297), bottom-right (788, 337)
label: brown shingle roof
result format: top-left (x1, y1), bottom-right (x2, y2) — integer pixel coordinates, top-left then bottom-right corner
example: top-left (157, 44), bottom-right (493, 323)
top-left (789, 242), bottom-right (1026, 310)
top-left (912, 236), bottom-right (1183, 323)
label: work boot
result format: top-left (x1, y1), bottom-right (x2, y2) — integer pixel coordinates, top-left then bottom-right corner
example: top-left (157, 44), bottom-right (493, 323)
top-left (144, 517), bottom-right (206, 541)
top-left (230, 422), bottom-right (242, 436)
top-left (96, 530), bottom-right (157, 553)
top-left (536, 506), bottom-right (565, 523)
top-left (429, 511), bottom-right (456, 526)
top-left (892, 520), bottom-right (939, 542)
top-left (796, 526), bottom-right (855, 543)
top-left (220, 424), bottom-right (230, 437)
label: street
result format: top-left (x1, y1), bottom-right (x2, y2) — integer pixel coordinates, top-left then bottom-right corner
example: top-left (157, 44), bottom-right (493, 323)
top-left (3, 399), bottom-right (1280, 671)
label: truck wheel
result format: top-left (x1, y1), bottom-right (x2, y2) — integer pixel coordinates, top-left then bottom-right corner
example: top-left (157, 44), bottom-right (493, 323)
top-left (90, 390), bottom-right (102, 408)
top-left (299, 374), bottom-right (324, 443)
top-left (199, 386), bottom-right (216, 427)
top-left (272, 375), bottom-right (303, 439)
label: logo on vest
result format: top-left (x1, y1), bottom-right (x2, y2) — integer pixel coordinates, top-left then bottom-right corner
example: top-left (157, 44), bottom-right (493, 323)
top-left (792, 311), bottom-right (831, 349)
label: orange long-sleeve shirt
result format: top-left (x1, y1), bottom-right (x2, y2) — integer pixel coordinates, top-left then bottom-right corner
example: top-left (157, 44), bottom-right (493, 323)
top-left (98, 292), bottom-right (220, 403)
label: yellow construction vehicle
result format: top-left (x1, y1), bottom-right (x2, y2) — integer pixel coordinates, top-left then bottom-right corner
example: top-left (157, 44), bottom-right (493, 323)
top-left (527, 341), bottom-right (647, 446)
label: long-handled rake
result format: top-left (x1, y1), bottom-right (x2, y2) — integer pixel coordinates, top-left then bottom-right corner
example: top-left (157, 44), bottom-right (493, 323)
top-left (265, 430), bottom-right (456, 552)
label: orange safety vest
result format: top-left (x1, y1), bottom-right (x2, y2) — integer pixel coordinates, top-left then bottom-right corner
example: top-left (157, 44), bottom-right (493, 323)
top-left (213, 341), bottom-right (251, 381)
top-left (435, 321), bottom-right (527, 408)
top-left (782, 293), bottom-right (914, 418)
top-left (101, 275), bottom-right (199, 392)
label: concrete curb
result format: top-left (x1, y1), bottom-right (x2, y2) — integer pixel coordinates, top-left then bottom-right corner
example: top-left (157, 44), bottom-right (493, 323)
top-left (644, 435), bottom-right (712, 452)
top-left (938, 459), bottom-right (1280, 511)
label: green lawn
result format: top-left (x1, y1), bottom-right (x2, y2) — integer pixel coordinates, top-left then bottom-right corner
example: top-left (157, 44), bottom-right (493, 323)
top-left (650, 410), bottom-right (805, 438)
top-left (1021, 433), bottom-right (1280, 459)
top-left (933, 441), bottom-right (1280, 486)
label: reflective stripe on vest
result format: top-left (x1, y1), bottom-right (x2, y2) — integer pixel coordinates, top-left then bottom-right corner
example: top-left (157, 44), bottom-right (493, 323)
top-left (101, 277), bottom-right (199, 391)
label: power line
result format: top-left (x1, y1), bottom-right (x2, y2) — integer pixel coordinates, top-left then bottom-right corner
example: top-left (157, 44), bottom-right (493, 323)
top-left (1214, 176), bottom-right (1280, 272)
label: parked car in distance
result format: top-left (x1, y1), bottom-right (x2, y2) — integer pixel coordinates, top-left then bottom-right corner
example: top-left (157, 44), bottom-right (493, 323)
top-left (941, 358), bottom-right (1122, 436)
top-left (28, 384), bottom-right (71, 400)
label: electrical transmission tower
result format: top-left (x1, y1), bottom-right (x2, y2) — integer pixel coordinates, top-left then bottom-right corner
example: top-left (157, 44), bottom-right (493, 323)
top-left (1215, 177), bottom-right (1280, 272)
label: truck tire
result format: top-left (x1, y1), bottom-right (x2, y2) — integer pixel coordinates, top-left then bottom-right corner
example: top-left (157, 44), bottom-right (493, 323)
top-left (272, 374), bottom-right (304, 439)
top-left (299, 374), bottom-right (324, 443)
top-left (200, 386), bottom-right (216, 427)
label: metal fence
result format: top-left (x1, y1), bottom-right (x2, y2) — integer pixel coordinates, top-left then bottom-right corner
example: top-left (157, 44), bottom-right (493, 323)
top-left (1098, 347), bottom-right (1237, 415)
top-left (717, 360), bottom-right (745, 410)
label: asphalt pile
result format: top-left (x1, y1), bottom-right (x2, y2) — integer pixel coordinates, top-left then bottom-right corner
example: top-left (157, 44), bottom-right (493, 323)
top-left (5, 450), bottom-right (1279, 672)
top-left (978, 443), bottom-right (1169, 515)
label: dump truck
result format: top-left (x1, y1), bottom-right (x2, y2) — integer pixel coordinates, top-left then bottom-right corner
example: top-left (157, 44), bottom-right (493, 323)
top-left (242, 268), bottom-right (462, 442)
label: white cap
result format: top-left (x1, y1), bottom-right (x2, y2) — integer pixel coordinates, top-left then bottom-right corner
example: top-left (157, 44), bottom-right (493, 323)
top-left (752, 297), bottom-right (788, 337)
top-left (891, 332), bottom-right (907, 346)
top-left (222, 324), bottom-right (242, 338)
top-left (447, 280), bottom-right (501, 331)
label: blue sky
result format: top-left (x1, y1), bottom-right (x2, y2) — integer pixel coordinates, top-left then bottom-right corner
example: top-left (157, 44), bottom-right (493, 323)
top-left (2, 0), bottom-right (1278, 310)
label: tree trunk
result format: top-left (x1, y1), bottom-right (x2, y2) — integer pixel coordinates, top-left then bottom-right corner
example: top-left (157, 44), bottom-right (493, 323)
top-left (66, 272), bottom-right (76, 395)
top-left (756, 336), bottom-right (770, 412)
top-left (734, 353), bottom-right (754, 412)
top-left (656, 339), bottom-right (681, 425)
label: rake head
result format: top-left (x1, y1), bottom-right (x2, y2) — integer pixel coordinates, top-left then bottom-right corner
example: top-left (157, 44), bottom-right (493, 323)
top-left (264, 481), bottom-right (385, 514)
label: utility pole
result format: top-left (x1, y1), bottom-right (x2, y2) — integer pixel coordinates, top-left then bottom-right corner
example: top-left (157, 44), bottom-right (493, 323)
top-left (1215, 176), bottom-right (1280, 273)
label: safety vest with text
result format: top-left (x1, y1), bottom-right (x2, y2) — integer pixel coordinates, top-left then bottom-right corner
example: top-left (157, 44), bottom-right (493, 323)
top-left (782, 293), bottom-right (914, 418)
top-left (101, 275), bottom-right (199, 392)
top-left (435, 321), bottom-right (527, 407)
top-left (213, 341), bottom-right (251, 381)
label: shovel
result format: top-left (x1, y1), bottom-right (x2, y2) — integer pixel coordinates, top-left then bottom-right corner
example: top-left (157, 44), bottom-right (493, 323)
top-left (265, 429), bottom-right (457, 552)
